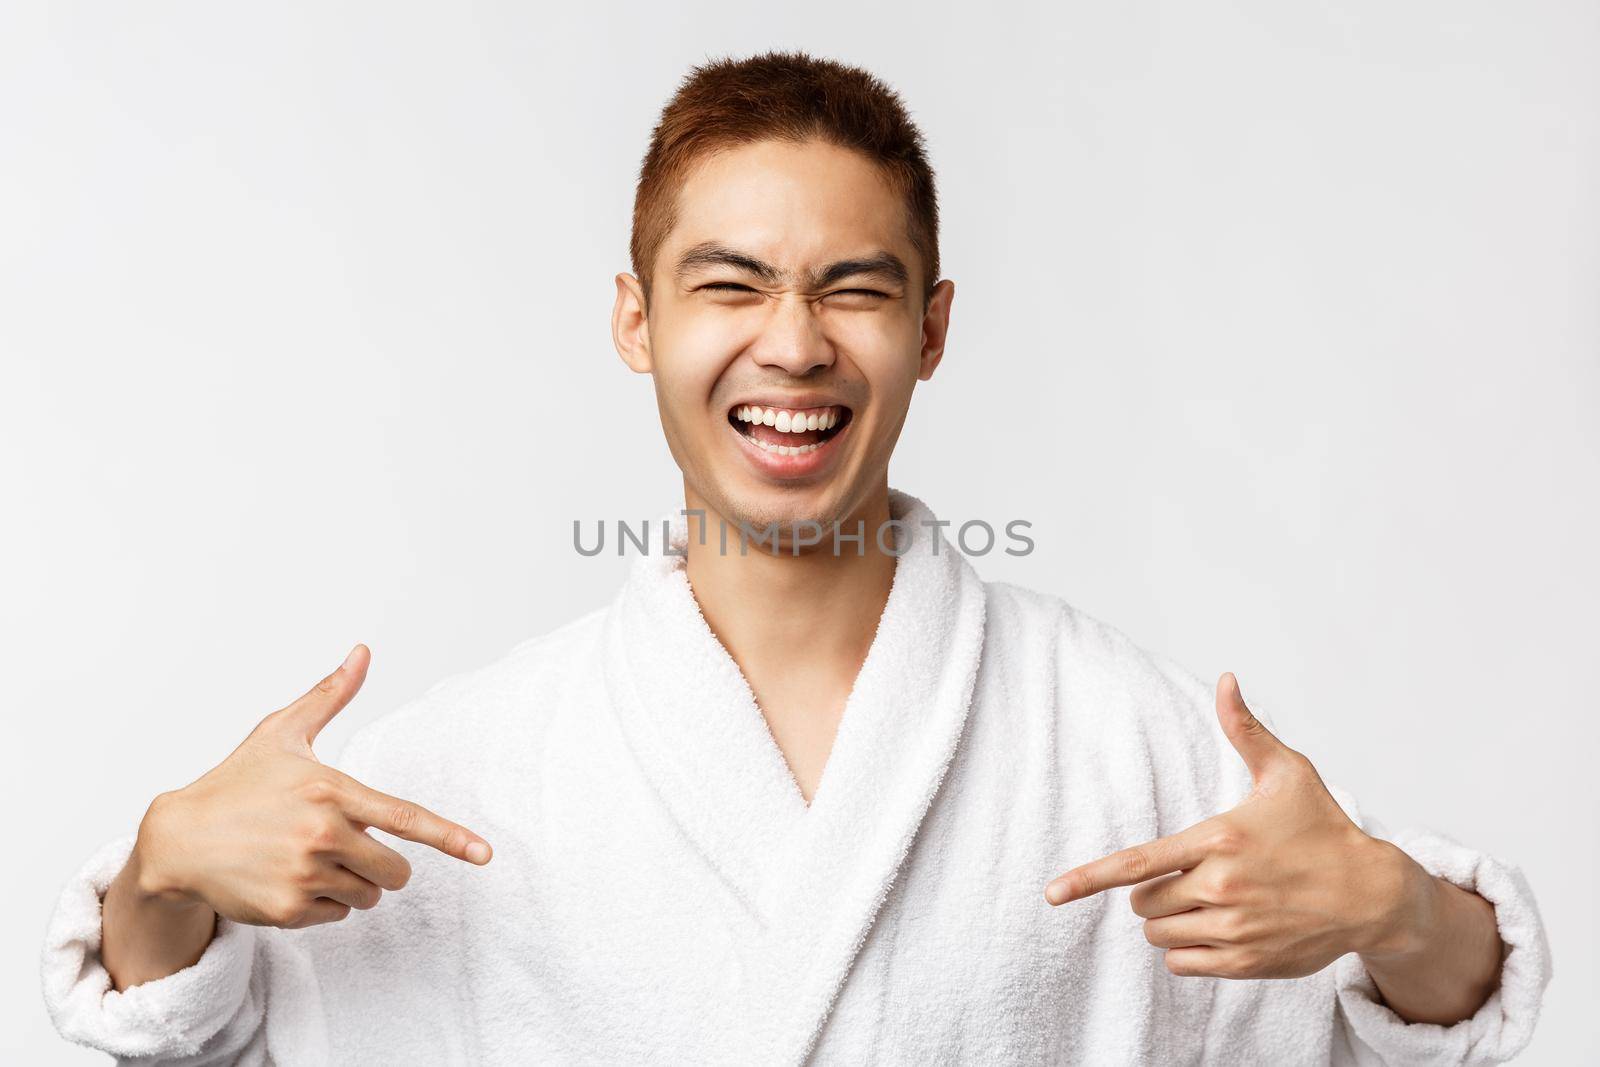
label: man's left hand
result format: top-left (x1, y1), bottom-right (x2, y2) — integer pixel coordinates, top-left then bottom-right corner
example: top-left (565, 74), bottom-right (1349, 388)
top-left (1043, 672), bottom-right (1432, 980)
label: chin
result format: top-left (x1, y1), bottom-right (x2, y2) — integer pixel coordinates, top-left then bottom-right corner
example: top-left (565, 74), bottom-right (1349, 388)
top-left (732, 485), bottom-right (840, 531)
top-left (705, 477), bottom-right (854, 539)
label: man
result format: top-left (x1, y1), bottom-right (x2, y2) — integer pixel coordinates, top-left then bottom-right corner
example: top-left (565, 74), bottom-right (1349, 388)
top-left (42, 50), bottom-right (1548, 1065)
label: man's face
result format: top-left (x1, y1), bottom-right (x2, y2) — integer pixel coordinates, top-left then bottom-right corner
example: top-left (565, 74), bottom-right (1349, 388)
top-left (613, 137), bottom-right (954, 536)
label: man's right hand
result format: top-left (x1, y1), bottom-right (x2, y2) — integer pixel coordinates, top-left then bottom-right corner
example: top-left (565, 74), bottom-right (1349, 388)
top-left (100, 644), bottom-right (493, 991)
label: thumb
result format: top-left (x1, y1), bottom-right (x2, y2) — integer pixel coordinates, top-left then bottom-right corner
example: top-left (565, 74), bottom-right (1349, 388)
top-left (1215, 671), bottom-right (1293, 782)
top-left (263, 644), bottom-right (371, 750)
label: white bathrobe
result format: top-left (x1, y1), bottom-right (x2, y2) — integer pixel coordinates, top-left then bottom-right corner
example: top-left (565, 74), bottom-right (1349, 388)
top-left (41, 489), bottom-right (1550, 1065)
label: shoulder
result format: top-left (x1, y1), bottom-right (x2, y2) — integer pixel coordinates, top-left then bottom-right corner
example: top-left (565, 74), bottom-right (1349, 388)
top-left (333, 605), bottom-right (608, 784)
top-left (982, 577), bottom-right (1249, 818)
top-left (982, 578), bottom-right (1219, 742)
top-left (984, 579), bottom-right (1211, 705)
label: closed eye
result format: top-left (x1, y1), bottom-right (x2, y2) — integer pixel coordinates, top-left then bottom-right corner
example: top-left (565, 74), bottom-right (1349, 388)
top-left (700, 283), bottom-right (888, 299)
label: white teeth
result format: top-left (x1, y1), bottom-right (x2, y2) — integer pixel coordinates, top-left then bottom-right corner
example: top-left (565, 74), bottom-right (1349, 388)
top-left (733, 404), bottom-right (848, 454)
top-left (735, 404), bottom-right (844, 429)
top-left (751, 437), bottom-right (822, 455)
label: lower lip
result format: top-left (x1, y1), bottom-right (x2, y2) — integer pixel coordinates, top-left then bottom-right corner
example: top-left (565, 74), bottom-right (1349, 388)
top-left (727, 414), bottom-right (853, 480)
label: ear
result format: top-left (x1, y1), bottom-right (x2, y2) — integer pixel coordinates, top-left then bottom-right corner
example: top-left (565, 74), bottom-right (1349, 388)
top-left (916, 278), bottom-right (955, 381)
top-left (612, 272), bottom-right (654, 374)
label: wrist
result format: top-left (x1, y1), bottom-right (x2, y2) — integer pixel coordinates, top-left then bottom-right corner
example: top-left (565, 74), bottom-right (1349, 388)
top-left (103, 803), bottom-right (218, 993)
top-left (1355, 839), bottom-right (1439, 962)
top-left (1349, 842), bottom-right (1504, 1025)
top-left (127, 793), bottom-right (206, 910)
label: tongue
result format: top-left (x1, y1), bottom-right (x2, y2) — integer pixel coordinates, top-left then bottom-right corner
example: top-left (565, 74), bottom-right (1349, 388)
top-left (748, 422), bottom-right (824, 446)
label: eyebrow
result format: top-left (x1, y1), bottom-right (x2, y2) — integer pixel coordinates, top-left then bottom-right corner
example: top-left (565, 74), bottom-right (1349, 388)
top-left (673, 241), bottom-right (909, 290)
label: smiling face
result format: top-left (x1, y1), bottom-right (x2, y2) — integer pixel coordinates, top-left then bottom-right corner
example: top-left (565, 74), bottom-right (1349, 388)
top-left (612, 137), bottom-right (954, 538)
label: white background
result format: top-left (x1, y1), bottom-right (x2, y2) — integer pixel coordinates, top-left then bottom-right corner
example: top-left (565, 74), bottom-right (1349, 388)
top-left (3, 2), bottom-right (1594, 1062)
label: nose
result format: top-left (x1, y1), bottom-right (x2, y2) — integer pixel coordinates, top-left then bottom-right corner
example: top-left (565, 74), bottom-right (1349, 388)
top-left (748, 294), bottom-right (836, 377)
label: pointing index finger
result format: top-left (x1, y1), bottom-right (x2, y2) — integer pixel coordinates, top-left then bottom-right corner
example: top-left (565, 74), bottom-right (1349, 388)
top-left (331, 771), bottom-right (493, 866)
top-left (1045, 826), bottom-right (1206, 906)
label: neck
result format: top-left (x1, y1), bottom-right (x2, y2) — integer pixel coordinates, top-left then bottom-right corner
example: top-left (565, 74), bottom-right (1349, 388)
top-left (681, 482), bottom-right (898, 692)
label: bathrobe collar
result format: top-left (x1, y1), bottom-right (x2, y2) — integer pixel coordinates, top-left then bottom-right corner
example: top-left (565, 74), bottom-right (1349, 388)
top-left (600, 487), bottom-right (988, 1063)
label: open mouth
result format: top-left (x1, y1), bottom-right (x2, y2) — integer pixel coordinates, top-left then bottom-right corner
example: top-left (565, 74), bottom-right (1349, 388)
top-left (727, 403), bottom-right (854, 455)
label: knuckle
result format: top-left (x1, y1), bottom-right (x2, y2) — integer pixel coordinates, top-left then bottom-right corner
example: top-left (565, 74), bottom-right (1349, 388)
top-left (296, 775), bottom-right (341, 806)
top-left (267, 892), bottom-right (306, 927)
top-left (1116, 847), bottom-right (1151, 884)
top-left (1128, 887), bottom-right (1153, 918)
top-left (1224, 950), bottom-right (1262, 978)
top-left (1163, 950), bottom-right (1194, 977)
top-left (323, 902), bottom-right (353, 925)
top-left (247, 709), bottom-right (284, 740)
top-left (1216, 909), bottom-right (1248, 942)
top-left (387, 801), bottom-right (420, 836)
top-left (1141, 919), bottom-right (1161, 946)
top-left (1205, 867), bottom-right (1242, 902)
top-left (289, 855), bottom-right (322, 887)
top-left (390, 857), bottom-right (413, 890)
top-left (438, 826), bottom-right (468, 858)
top-left (355, 885), bottom-right (384, 910)
top-left (1207, 825), bottom-right (1245, 855)
top-left (297, 812), bottom-right (345, 852)
top-left (1285, 750), bottom-right (1315, 776)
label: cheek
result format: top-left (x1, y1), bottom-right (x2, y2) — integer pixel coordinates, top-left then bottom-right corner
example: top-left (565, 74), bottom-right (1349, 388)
top-left (855, 307), bottom-right (923, 367)
top-left (675, 306), bottom-right (760, 361)
top-left (652, 327), bottom-right (743, 419)
top-left (848, 330), bottom-right (923, 424)
top-left (830, 309), bottom-right (912, 354)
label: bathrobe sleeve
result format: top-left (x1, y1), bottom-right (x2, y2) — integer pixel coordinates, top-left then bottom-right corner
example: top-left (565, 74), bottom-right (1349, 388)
top-left (38, 712), bottom-right (426, 1063)
top-left (1325, 810), bottom-right (1553, 1066)
top-left (38, 833), bottom-right (270, 1064)
top-left (1143, 649), bottom-right (1552, 1066)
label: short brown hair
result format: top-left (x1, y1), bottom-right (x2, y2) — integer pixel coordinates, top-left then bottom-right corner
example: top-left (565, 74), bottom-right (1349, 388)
top-left (629, 50), bottom-right (940, 311)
